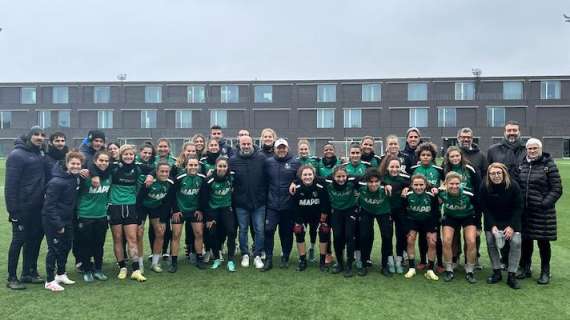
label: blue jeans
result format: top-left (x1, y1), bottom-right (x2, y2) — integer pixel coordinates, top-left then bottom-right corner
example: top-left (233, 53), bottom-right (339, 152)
top-left (236, 206), bottom-right (265, 257)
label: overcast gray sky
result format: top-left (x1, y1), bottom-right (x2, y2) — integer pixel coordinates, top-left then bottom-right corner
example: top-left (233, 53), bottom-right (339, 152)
top-left (1, 0), bottom-right (569, 82)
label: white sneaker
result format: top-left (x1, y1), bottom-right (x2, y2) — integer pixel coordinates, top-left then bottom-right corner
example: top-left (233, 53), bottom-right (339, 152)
top-left (254, 256), bottom-right (264, 269)
top-left (55, 273), bottom-right (75, 285)
top-left (405, 268), bottom-right (416, 279)
top-left (241, 255), bottom-right (250, 268)
top-left (203, 251), bottom-right (211, 263)
top-left (45, 280), bottom-right (64, 292)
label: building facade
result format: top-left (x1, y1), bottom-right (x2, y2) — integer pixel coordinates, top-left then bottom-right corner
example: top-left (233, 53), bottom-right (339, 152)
top-left (0, 76), bottom-right (569, 157)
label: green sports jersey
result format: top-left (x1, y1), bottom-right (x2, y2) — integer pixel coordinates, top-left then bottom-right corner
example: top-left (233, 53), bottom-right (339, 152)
top-left (438, 189), bottom-right (474, 218)
top-left (176, 173), bottom-right (205, 213)
top-left (358, 184), bottom-right (391, 215)
top-left (155, 154), bottom-right (177, 167)
top-left (382, 173), bottom-right (410, 210)
top-left (405, 191), bottom-right (437, 221)
top-left (139, 177), bottom-right (174, 208)
top-left (325, 178), bottom-right (358, 210)
top-left (77, 176), bottom-right (111, 219)
top-left (450, 164), bottom-right (475, 191)
top-left (344, 161), bottom-right (369, 177)
top-left (200, 158), bottom-right (216, 176)
top-left (412, 164), bottom-right (443, 187)
top-left (109, 164), bottom-right (147, 205)
top-left (203, 175), bottom-right (233, 209)
top-left (297, 156), bottom-right (320, 170)
top-left (318, 158), bottom-right (342, 178)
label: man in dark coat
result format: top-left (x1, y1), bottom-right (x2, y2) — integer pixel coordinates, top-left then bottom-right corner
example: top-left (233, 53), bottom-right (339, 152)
top-left (401, 127), bottom-right (421, 168)
top-left (229, 135), bottom-right (268, 269)
top-left (262, 138), bottom-right (301, 271)
top-left (79, 129), bottom-right (106, 167)
top-left (457, 127), bottom-right (488, 176)
top-left (516, 138), bottom-right (562, 285)
top-left (487, 121), bottom-right (526, 180)
top-left (5, 126), bottom-right (47, 289)
top-left (210, 125), bottom-right (234, 158)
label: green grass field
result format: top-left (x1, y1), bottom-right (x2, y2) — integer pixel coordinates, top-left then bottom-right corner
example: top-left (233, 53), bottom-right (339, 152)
top-left (0, 159), bottom-right (569, 320)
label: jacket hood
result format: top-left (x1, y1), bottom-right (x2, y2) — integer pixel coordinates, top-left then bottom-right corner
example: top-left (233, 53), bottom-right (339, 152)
top-left (14, 135), bottom-right (43, 153)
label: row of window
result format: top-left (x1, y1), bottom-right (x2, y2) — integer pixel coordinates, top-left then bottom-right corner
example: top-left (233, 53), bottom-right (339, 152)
top-left (15, 80), bottom-right (564, 105)
top-left (0, 107), bottom-right (510, 130)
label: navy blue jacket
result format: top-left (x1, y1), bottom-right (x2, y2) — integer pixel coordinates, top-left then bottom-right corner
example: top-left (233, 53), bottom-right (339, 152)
top-left (45, 145), bottom-right (68, 181)
top-left (229, 149), bottom-right (268, 210)
top-left (41, 165), bottom-right (80, 231)
top-left (264, 154), bottom-right (301, 211)
top-left (4, 137), bottom-right (47, 220)
top-left (79, 143), bottom-right (98, 168)
top-left (218, 139), bottom-right (234, 158)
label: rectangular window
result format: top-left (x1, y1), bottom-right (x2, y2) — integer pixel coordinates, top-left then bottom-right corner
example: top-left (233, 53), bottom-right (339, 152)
top-left (221, 85), bottom-right (239, 103)
top-left (0, 111), bottom-right (12, 129)
top-left (317, 109), bottom-right (335, 128)
top-left (362, 84), bottom-right (381, 102)
top-left (187, 86), bottom-right (206, 103)
top-left (409, 108), bottom-right (428, 127)
top-left (21, 87), bottom-right (36, 104)
top-left (210, 110), bottom-right (228, 128)
top-left (145, 86), bottom-right (162, 103)
top-left (52, 86), bottom-right (69, 104)
top-left (408, 83), bottom-right (428, 101)
top-left (254, 85), bottom-right (273, 103)
top-left (58, 111), bottom-right (70, 128)
top-left (454, 82), bottom-right (475, 100)
top-left (540, 80), bottom-right (561, 99)
top-left (175, 110), bottom-right (192, 128)
top-left (38, 111), bottom-right (51, 128)
top-left (94, 86), bottom-right (111, 104)
top-left (487, 107), bottom-right (506, 127)
top-left (98, 110), bottom-right (113, 129)
top-left (503, 81), bottom-right (523, 100)
top-left (343, 109), bottom-right (362, 128)
top-left (317, 84), bottom-right (336, 103)
top-left (141, 110), bottom-right (157, 128)
top-left (438, 107), bottom-right (457, 127)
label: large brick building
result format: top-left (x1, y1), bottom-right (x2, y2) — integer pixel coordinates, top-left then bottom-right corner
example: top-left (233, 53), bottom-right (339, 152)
top-left (0, 75), bottom-right (569, 157)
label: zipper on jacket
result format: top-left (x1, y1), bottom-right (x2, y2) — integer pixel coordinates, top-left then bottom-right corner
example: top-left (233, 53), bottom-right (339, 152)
top-left (525, 163), bottom-right (532, 208)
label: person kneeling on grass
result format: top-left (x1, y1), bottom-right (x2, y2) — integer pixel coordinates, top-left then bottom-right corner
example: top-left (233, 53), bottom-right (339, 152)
top-left (439, 172), bottom-right (479, 284)
top-left (199, 157), bottom-right (237, 272)
top-left (480, 163), bottom-right (523, 289)
top-left (291, 165), bottom-right (331, 272)
top-left (403, 175), bottom-right (439, 281)
top-left (42, 151), bottom-right (84, 292)
top-left (171, 158), bottom-right (207, 271)
top-left (137, 161), bottom-right (176, 273)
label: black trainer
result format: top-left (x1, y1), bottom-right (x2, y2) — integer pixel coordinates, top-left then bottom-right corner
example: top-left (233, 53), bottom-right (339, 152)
top-left (168, 264), bottom-right (178, 273)
top-left (465, 272), bottom-right (477, 284)
top-left (319, 263), bottom-right (329, 272)
top-left (443, 271), bottom-right (455, 282)
top-left (331, 262), bottom-right (344, 274)
top-left (487, 269), bottom-right (502, 284)
top-left (296, 260), bottom-right (307, 272)
top-left (357, 266), bottom-right (368, 277)
top-left (261, 259), bottom-right (273, 272)
top-left (381, 267), bottom-right (393, 277)
top-left (537, 270), bottom-right (551, 285)
top-left (516, 264), bottom-right (532, 279)
top-left (507, 272), bottom-right (521, 289)
top-left (279, 257), bottom-right (289, 269)
top-left (20, 274), bottom-right (44, 284)
top-left (344, 265), bottom-right (353, 278)
top-left (6, 278), bottom-right (26, 290)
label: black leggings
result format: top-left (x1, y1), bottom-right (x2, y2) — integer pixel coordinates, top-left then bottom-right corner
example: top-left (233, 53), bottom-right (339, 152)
top-left (206, 208), bottom-right (237, 260)
top-left (44, 224), bottom-right (73, 282)
top-left (392, 208), bottom-right (407, 257)
top-left (185, 221), bottom-right (195, 254)
top-left (360, 213), bottom-right (393, 267)
top-left (521, 238), bottom-right (551, 270)
top-left (76, 218), bottom-right (108, 272)
top-left (331, 208), bottom-right (357, 264)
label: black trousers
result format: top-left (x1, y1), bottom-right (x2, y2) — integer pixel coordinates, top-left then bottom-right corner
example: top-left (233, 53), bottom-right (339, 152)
top-left (264, 209), bottom-right (294, 259)
top-left (76, 218), bottom-right (108, 272)
top-left (359, 213), bottom-right (393, 267)
top-left (7, 212), bottom-right (44, 279)
top-left (184, 221), bottom-right (195, 254)
top-left (44, 223), bottom-right (73, 282)
top-left (521, 238), bottom-right (551, 270)
top-left (392, 208), bottom-right (407, 257)
top-left (331, 208), bottom-right (357, 264)
top-left (207, 208), bottom-right (237, 260)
